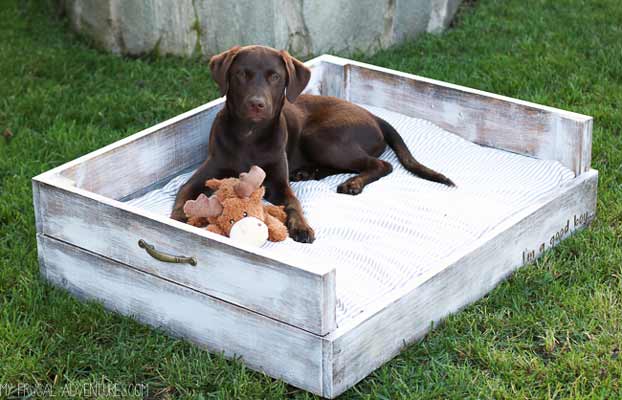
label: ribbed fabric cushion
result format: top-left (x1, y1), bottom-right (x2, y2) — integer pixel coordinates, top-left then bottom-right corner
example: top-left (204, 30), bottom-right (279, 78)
top-left (126, 104), bottom-right (574, 325)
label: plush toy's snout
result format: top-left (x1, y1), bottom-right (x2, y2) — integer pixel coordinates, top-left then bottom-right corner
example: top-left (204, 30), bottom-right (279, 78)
top-left (229, 217), bottom-right (269, 247)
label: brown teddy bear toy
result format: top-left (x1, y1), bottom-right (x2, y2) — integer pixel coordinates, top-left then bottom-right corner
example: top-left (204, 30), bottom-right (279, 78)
top-left (183, 166), bottom-right (289, 246)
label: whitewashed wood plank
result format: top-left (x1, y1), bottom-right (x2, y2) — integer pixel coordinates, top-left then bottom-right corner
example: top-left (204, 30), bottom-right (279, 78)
top-left (38, 235), bottom-right (326, 395)
top-left (32, 179), bottom-right (44, 239)
top-left (334, 59), bottom-right (592, 176)
top-left (317, 54), bottom-right (591, 120)
top-left (34, 97), bottom-right (225, 200)
top-left (322, 339), bottom-right (334, 397)
top-left (324, 170), bottom-right (598, 398)
top-left (61, 102), bottom-right (221, 200)
top-left (33, 177), bottom-right (337, 335)
top-left (580, 118), bottom-right (593, 174)
top-left (305, 60), bottom-right (346, 98)
top-left (33, 180), bottom-right (48, 282)
top-left (34, 98), bottom-right (223, 190)
top-left (302, 59), bottom-right (325, 96)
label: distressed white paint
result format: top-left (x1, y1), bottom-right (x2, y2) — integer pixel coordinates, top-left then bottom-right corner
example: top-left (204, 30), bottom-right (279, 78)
top-left (343, 62), bottom-right (592, 176)
top-left (34, 176), bottom-right (336, 335)
top-left (38, 235), bottom-right (326, 395)
top-left (323, 170), bottom-right (598, 397)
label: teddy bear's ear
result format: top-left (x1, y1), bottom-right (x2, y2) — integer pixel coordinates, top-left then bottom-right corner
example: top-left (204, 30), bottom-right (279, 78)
top-left (206, 179), bottom-right (222, 190)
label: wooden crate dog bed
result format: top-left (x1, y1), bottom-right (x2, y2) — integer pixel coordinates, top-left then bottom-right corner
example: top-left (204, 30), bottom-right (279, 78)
top-left (33, 55), bottom-right (597, 398)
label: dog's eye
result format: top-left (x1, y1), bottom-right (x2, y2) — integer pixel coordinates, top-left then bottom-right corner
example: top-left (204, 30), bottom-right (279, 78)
top-left (229, 219), bottom-right (235, 225)
top-left (243, 212), bottom-right (248, 217)
top-left (270, 73), bottom-right (280, 82)
top-left (236, 70), bottom-right (246, 79)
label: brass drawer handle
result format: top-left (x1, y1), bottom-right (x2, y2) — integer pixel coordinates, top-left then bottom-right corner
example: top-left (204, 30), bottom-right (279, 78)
top-left (138, 240), bottom-right (197, 266)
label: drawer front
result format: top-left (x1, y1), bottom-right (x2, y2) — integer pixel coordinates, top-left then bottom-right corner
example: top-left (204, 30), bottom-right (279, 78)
top-left (33, 179), bottom-right (336, 335)
top-left (38, 235), bottom-right (325, 395)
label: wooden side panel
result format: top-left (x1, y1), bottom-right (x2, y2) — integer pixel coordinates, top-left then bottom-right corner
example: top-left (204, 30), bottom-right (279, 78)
top-left (38, 235), bottom-right (324, 395)
top-left (320, 61), bottom-right (346, 98)
top-left (326, 170), bottom-right (598, 398)
top-left (33, 179), bottom-right (48, 281)
top-left (34, 178), bottom-right (336, 336)
top-left (344, 63), bottom-right (593, 176)
top-left (32, 179), bottom-right (44, 235)
top-left (303, 58), bottom-right (345, 98)
top-left (61, 101), bottom-right (223, 200)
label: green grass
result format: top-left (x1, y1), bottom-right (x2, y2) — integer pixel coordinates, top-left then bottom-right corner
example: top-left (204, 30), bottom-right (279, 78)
top-left (1, 0), bottom-right (621, 398)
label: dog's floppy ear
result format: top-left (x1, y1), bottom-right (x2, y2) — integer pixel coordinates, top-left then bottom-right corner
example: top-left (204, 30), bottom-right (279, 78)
top-left (209, 46), bottom-right (241, 96)
top-left (280, 50), bottom-right (311, 102)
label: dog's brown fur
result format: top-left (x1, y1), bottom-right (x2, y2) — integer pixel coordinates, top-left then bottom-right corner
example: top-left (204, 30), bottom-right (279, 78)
top-left (171, 45), bottom-right (453, 243)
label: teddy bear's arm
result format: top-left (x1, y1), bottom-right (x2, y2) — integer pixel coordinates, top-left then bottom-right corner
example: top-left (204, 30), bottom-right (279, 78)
top-left (187, 216), bottom-right (209, 227)
top-left (206, 224), bottom-right (225, 236)
top-left (205, 179), bottom-right (223, 191)
top-left (264, 204), bottom-right (287, 223)
top-left (264, 214), bottom-right (289, 242)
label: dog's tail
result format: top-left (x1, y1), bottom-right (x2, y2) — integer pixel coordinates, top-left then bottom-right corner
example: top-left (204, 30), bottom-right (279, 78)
top-left (376, 116), bottom-right (455, 187)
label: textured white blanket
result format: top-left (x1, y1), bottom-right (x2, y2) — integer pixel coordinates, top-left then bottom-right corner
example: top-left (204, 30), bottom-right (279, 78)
top-left (126, 105), bottom-right (574, 324)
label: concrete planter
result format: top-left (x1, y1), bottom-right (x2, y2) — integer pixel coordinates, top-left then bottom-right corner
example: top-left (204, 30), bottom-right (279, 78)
top-left (61, 0), bottom-right (462, 57)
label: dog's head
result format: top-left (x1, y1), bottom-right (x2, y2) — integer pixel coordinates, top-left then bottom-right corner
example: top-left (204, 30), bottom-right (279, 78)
top-left (209, 45), bottom-right (311, 123)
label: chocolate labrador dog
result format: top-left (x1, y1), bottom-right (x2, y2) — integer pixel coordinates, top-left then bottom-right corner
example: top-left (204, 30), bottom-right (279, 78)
top-left (170, 45), bottom-right (453, 243)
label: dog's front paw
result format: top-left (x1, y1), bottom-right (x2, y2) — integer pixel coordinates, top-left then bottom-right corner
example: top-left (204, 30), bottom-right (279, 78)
top-left (287, 218), bottom-right (315, 243)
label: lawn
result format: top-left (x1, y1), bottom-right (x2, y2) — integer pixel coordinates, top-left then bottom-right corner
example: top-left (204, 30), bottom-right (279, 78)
top-left (1, 0), bottom-right (621, 398)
